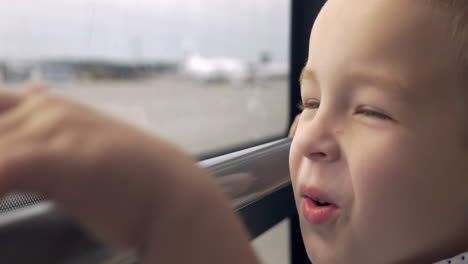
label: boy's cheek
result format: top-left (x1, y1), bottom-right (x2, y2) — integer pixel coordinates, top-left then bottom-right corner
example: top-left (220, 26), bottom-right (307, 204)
top-left (353, 141), bottom-right (417, 195)
top-left (288, 141), bottom-right (303, 192)
top-left (349, 151), bottom-right (425, 243)
top-left (289, 144), bottom-right (301, 205)
top-left (350, 136), bottom-right (456, 224)
top-left (349, 137), bottom-right (423, 211)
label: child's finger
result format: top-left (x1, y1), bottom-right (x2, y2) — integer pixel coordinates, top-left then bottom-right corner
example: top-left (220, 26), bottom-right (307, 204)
top-left (22, 82), bottom-right (47, 95)
top-left (0, 93), bottom-right (42, 136)
top-left (0, 91), bottom-right (24, 113)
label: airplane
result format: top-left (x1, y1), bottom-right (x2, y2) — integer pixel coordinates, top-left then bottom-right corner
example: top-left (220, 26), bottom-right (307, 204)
top-left (179, 53), bottom-right (251, 83)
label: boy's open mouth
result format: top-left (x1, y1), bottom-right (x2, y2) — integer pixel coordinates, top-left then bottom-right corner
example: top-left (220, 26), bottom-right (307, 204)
top-left (299, 184), bottom-right (339, 208)
top-left (302, 196), bottom-right (339, 225)
top-left (312, 198), bottom-right (332, 207)
top-left (299, 184), bottom-right (341, 225)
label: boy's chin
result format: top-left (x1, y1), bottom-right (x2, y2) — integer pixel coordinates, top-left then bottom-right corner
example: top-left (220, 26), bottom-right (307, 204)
top-left (301, 233), bottom-right (339, 264)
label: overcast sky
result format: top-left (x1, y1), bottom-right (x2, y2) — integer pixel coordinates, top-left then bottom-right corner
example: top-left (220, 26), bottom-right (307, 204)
top-left (0, 0), bottom-right (290, 63)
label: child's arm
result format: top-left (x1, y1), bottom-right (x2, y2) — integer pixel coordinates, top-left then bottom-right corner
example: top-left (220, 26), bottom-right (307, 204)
top-left (0, 91), bottom-right (260, 264)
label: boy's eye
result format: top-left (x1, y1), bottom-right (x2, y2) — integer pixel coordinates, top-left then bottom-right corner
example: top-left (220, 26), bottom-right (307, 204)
top-left (355, 107), bottom-right (393, 121)
top-left (298, 100), bottom-right (320, 111)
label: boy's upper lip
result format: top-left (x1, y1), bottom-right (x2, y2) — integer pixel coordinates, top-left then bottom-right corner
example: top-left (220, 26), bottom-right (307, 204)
top-left (300, 184), bottom-right (339, 207)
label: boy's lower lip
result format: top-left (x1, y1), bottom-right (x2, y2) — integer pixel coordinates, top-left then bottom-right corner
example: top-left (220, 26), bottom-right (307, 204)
top-left (302, 197), bottom-right (339, 225)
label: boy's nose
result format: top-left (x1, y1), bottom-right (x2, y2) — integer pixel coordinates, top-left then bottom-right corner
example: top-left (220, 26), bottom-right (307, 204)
top-left (295, 113), bottom-right (340, 163)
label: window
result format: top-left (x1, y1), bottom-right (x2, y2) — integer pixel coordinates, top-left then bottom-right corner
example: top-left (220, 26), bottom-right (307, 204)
top-left (0, 0), bottom-right (290, 156)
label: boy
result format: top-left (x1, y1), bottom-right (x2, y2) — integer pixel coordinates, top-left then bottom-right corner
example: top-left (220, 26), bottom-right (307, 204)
top-left (291, 0), bottom-right (468, 263)
top-left (0, 0), bottom-right (467, 263)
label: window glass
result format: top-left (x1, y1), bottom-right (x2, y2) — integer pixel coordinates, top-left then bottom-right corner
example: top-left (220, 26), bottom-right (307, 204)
top-left (0, 0), bottom-right (290, 155)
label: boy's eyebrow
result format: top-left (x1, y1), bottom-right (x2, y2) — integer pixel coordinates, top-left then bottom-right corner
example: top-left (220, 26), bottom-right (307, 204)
top-left (300, 65), bottom-right (410, 99)
top-left (349, 67), bottom-right (409, 97)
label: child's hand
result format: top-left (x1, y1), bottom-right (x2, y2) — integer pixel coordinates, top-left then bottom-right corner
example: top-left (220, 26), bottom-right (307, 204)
top-left (0, 91), bottom-right (259, 264)
top-left (0, 91), bottom-right (172, 247)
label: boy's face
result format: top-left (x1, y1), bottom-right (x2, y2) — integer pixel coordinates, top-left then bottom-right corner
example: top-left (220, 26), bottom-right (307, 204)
top-left (289, 0), bottom-right (468, 263)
